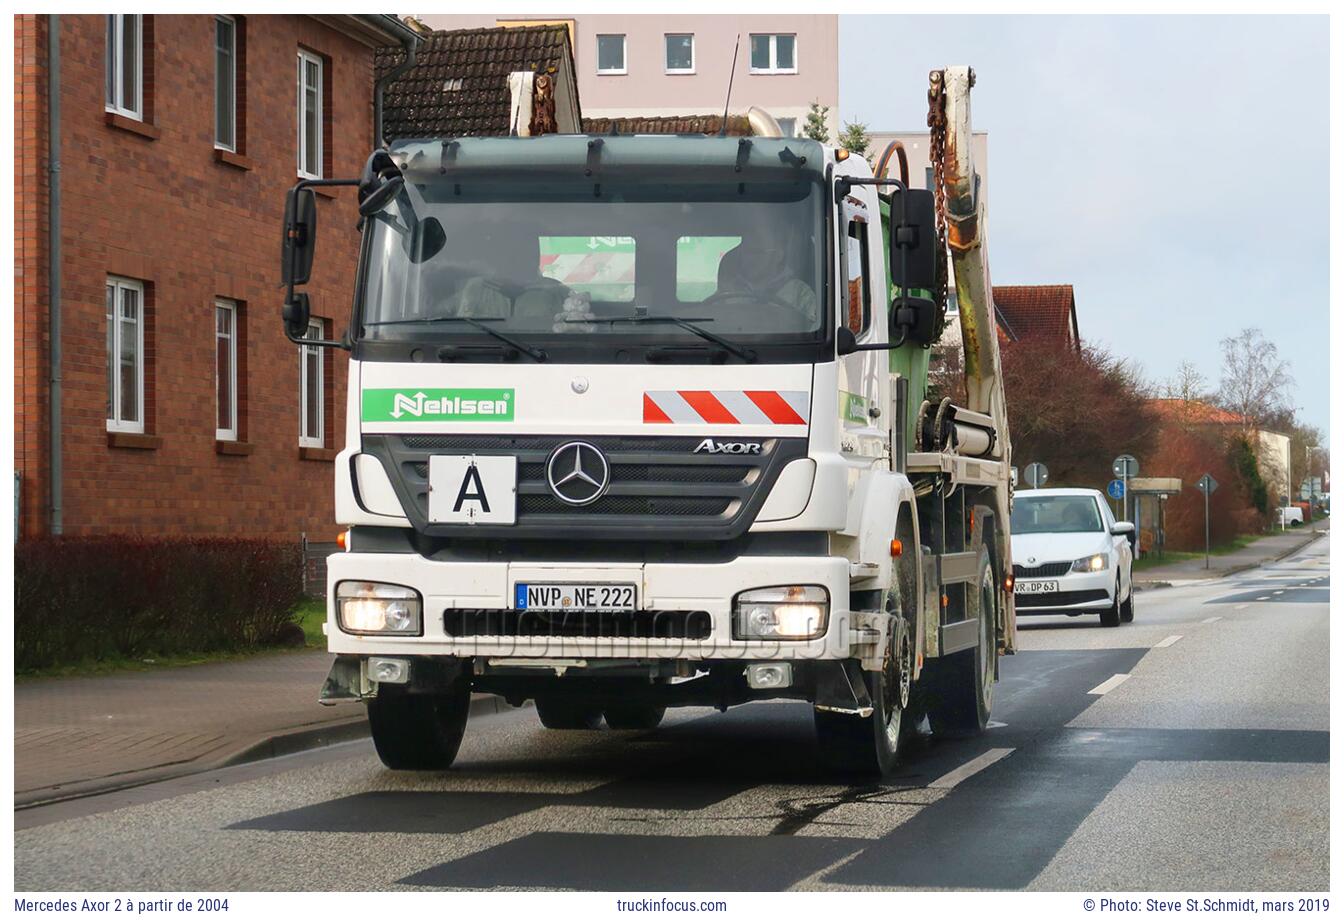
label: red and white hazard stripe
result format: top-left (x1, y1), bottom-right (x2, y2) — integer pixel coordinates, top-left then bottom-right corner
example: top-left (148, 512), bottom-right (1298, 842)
top-left (643, 390), bottom-right (809, 426)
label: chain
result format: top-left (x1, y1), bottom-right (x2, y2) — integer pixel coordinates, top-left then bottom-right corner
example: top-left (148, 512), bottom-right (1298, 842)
top-left (927, 69), bottom-right (950, 331)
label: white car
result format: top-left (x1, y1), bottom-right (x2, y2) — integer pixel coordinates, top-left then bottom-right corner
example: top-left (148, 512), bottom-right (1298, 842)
top-left (1278, 506), bottom-right (1304, 527)
top-left (1010, 488), bottom-right (1135, 627)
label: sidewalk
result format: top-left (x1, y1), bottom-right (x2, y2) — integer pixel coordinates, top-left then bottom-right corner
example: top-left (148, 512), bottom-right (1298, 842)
top-left (14, 649), bottom-right (509, 807)
top-left (1133, 519), bottom-right (1329, 589)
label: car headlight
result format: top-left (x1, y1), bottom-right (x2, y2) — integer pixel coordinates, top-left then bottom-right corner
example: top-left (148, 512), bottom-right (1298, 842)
top-left (1070, 553), bottom-right (1109, 573)
top-left (336, 581), bottom-right (423, 635)
top-left (733, 585), bottom-right (828, 640)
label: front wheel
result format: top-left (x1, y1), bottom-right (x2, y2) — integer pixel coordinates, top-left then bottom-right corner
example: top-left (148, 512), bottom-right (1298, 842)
top-left (814, 613), bottom-right (915, 777)
top-left (368, 682), bottom-right (472, 771)
top-left (1120, 576), bottom-right (1135, 623)
top-left (1101, 577), bottom-right (1122, 627)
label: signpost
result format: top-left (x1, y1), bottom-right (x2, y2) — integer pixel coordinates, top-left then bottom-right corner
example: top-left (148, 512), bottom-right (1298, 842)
top-left (1196, 473), bottom-right (1219, 569)
top-left (1112, 454), bottom-right (1139, 521)
top-left (1024, 462), bottom-right (1049, 489)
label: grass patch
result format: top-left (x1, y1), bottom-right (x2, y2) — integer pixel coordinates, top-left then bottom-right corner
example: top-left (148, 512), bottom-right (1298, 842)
top-left (297, 598), bottom-right (327, 647)
top-left (1132, 531), bottom-right (1281, 571)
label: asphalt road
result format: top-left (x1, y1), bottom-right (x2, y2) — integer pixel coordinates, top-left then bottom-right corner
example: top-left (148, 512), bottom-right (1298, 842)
top-left (14, 536), bottom-right (1329, 892)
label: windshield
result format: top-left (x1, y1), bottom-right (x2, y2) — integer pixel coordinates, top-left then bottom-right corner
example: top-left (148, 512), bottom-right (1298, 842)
top-left (1011, 495), bottom-right (1104, 534)
top-left (357, 176), bottom-right (826, 361)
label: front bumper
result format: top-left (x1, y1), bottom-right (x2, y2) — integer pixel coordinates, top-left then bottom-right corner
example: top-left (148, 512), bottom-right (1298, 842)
top-left (326, 551), bottom-right (855, 660)
top-left (1013, 568), bottom-right (1115, 613)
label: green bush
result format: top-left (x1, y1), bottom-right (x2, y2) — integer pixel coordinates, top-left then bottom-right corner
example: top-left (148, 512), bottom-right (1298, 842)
top-left (15, 537), bottom-right (304, 671)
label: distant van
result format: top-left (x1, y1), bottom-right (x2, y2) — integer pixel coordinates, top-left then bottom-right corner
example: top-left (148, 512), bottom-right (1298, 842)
top-left (1279, 506), bottom-right (1305, 527)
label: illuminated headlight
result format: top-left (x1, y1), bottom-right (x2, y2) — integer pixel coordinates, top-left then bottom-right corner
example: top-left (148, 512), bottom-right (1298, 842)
top-left (336, 581), bottom-right (423, 636)
top-left (1070, 553), bottom-right (1109, 573)
top-left (733, 586), bottom-right (828, 640)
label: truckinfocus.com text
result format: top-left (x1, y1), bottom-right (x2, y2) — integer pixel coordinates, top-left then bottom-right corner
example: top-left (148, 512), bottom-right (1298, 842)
top-left (615, 898), bottom-right (729, 912)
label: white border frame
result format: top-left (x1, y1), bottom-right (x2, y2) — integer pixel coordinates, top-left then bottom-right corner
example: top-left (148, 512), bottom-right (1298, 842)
top-left (106, 276), bottom-right (146, 434)
top-left (104, 13), bottom-right (144, 120)
top-left (595, 33), bottom-right (627, 75)
top-left (214, 299), bottom-right (238, 442)
top-left (664, 32), bottom-right (695, 75)
top-left (748, 32), bottom-right (799, 75)
top-left (297, 48), bottom-right (324, 180)
top-left (299, 319), bottom-right (325, 448)
top-left (214, 15), bottom-right (237, 152)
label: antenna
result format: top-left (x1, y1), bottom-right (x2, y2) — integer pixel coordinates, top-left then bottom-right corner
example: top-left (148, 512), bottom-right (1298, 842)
top-left (719, 34), bottom-right (741, 137)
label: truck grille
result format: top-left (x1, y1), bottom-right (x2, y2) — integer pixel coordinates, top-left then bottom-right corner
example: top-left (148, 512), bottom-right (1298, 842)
top-left (361, 433), bottom-right (806, 542)
top-left (1013, 561), bottom-right (1072, 579)
top-left (444, 608), bottom-right (713, 640)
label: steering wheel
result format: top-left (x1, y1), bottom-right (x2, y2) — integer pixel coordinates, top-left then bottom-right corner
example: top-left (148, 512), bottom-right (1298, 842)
top-left (699, 288), bottom-right (814, 327)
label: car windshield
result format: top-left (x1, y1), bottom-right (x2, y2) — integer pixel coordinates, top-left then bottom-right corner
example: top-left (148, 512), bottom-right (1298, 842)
top-left (358, 174), bottom-right (826, 358)
top-left (1011, 495), bottom-right (1104, 534)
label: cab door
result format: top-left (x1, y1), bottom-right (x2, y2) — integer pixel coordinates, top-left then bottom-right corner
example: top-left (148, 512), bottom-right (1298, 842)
top-left (836, 185), bottom-right (891, 466)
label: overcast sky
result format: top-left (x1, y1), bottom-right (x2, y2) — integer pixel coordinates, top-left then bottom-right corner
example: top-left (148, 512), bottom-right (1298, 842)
top-left (840, 15), bottom-right (1329, 435)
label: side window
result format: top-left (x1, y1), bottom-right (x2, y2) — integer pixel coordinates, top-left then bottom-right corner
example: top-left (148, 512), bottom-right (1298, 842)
top-left (297, 49), bottom-right (324, 179)
top-left (845, 218), bottom-right (871, 335)
top-left (676, 236), bottom-right (742, 302)
top-left (299, 320), bottom-right (325, 448)
top-left (105, 14), bottom-right (143, 120)
top-left (106, 276), bottom-right (145, 432)
top-left (596, 34), bottom-right (626, 74)
top-left (539, 236), bottom-right (635, 302)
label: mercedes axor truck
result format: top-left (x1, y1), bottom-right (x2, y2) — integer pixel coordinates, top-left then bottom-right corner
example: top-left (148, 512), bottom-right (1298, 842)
top-left (287, 67), bottom-right (1015, 775)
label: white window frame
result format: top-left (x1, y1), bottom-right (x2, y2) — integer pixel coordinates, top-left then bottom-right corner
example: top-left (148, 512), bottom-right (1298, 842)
top-left (105, 14), bottom-right (143, 120)
top-left (106, 276), bottom-right (145, 434)
top-left (749, 33), bottom-right (798, 75)
top-left (299, 320), bottom-right (325, 448)
top-left (214, 15), bottom-right (236, 152)
top-left (297, 49), bottom-right (324, 180)
top-left (595, 33), bottom-right (627, 75)
top-left (664, 33), bottom-right (695, 75)
top-left (214, 299), bottom-right (238, 441)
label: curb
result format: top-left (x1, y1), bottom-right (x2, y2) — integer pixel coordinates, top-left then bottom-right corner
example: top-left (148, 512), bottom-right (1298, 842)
top-left (15, 694), bottom-right (520, 811)
top-left (1132, 528), bottom-right (1327, 592)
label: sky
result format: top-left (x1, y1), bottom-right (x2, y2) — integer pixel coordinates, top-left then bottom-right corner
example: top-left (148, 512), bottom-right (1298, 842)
top-left (840, 14), bottom-right (1330, 435)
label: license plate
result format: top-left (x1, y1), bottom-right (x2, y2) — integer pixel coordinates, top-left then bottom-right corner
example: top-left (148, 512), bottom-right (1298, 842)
top-left (515, 583), bottom-right (637, 612)
top-left (428, 455), bottom-right (517, 524)
top-left (1015, 580), bottom-right (1060, 595)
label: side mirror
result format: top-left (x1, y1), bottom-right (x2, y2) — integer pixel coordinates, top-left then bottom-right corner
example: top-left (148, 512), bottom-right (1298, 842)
top-left (282, 187), bottom-right (317, 287)
top-left (358, 174), bottom-right (405, 218)
top-left (888, 187), bottom-right (938, 292)
top-left (890, 294), bottom-right (940, 346)
top-left (1110, 522), bottom-right (1135, 535)
top-left (283, 292), bottom-right (311, 341)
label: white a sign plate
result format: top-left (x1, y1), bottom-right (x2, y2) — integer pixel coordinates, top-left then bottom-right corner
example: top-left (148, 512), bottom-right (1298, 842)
top-left (428, 455), bottom-right (517, 524)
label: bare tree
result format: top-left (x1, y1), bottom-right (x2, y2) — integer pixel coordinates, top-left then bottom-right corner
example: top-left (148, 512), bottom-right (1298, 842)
top-left (1217, 328), bottom-right (1294, 430)
top-left (1163, 360), bottom-right (1208, 402)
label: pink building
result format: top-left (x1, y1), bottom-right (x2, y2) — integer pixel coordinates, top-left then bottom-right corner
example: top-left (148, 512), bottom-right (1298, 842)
top-left (413, 14), bottom-right (839, 140)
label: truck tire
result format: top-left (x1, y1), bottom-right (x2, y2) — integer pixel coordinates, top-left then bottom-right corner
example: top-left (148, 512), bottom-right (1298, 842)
top-left (1100, 577), bottom-right (1122, 627)
top-left (814, 611), bottom-right (914, 777)
top-left (925, 550), bottom-right (994, 737)
top-left (367, 682), bottom-right (471, 771)
top-left (535, 697), bottom-right (604, 730)
top-left (604, 704), bottom-right (666, 730)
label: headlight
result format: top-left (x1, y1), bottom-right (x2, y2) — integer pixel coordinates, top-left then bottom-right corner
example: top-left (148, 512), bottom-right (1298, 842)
top-left (1070, 553), bottom-right (1108, 573)
top-left (336, 581), bottom-right (423, 636)
top-left (733, 585), bottom-right (828, 640)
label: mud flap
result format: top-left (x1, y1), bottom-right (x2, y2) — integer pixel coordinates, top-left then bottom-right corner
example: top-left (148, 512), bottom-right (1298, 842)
top-left (813, 659), bottom-right (875, 717)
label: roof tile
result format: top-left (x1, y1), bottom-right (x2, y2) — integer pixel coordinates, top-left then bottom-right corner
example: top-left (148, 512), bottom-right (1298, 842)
top-left (992, 284), bottom-right (1078, 344)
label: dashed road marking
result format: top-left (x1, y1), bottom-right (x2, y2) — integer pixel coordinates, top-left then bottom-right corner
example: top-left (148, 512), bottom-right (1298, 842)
top-left (1155, 635), bottom-right (1183, 648)
top-left (1201, 616), bottom-right (1222, 624)
top-left (1088, 673), bottom-right (1131, 695)
top-left (1256, 596), bottom-right (1271, 601)
top-left (928, 748), bottom-right (1015, 789)
top-left (1273, 590), bottom-right (1284, 595)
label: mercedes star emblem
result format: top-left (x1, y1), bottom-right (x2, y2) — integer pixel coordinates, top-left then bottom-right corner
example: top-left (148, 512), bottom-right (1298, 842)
top-left (545, 441), bottom-right (610, 506)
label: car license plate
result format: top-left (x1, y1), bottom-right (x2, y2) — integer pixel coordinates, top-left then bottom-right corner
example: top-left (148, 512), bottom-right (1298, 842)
top-left (1015, 580), bottom-right (1060, 595)
top-left (515, 583), bottom-right (638, 612)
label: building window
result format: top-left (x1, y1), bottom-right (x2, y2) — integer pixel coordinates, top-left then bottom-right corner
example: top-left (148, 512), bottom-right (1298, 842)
top-left (299, 320), bottom-right (325, 447)
top-left (776, 116), bottom-right (797, 137)
top-left (105, 14), bottom-right (143, 119)
top-left (297, 49), bottom-right (323, 179)
top-left (596, 34), bottom-right (626, 74)
top-left (749, 34), bottom-right (797, 74)
top-left (215, 300), bottom-right (238, 441)
top-left (106, 277), bottom-right (144, 433)
top-left (215, 16), bottom-right (236, 150)
top-left (665, 34), bottom-right (695, 74)
top-left (845, 218), bottom-right (871, 335)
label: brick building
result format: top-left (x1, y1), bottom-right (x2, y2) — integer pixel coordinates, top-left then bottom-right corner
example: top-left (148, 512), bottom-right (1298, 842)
top-left (14, 14), bottom-right (418, 540)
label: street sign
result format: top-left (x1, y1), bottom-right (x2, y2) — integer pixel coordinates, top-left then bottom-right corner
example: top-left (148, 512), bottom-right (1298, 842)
top-left (1024, 462), bottom-right (1049, 489)
top-left (1112, 454), bottom-right (1140, 479)
top-left (1197, 471), bottom-right (1217, 569)
top-left (1196, 473), bottom-right (1218, 495)
top-left (1107, 479), bottom-right (1125, 500)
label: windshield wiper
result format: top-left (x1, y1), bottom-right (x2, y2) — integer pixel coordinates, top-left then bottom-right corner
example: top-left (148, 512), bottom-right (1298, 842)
top-left (571, 314), bottom-right (756, 363)
top-left (362, 315), bottom-right (547, 362)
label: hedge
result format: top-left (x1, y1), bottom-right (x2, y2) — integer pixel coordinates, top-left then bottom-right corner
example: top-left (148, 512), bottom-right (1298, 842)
top-left (15, 537), bottom-right (305, 671)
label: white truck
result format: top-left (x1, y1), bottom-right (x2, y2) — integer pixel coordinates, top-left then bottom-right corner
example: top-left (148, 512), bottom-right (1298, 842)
top-left (284, 67), bottom-right (1016, 776)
